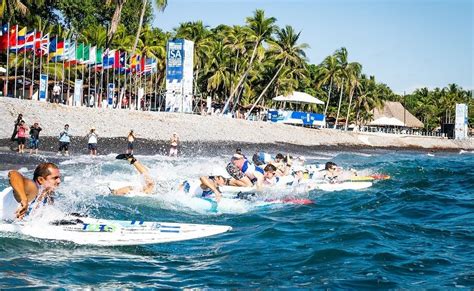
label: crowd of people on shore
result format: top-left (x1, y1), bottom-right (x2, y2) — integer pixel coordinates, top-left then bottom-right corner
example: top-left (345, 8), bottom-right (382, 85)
top-left (9, 114), bottom-right (181, 157)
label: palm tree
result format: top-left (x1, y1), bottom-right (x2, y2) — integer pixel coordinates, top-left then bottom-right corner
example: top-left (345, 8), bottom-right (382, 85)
top-left (246, 25), bottom-right (308, 118)
top-left (221, 9), bottom-right (276, 114)
top-left (0, 0), bottom-right (28, 20)
top-left (334, 47), bottom-right (348, 128)
top-left (106, 0), bottom-right (127, 44)
top-left (174, 21), bottom-right (212, 98)
top-left (132, 0), bottom-right (167, 54)
top-left (344, 61), bottom-right (362, 130)
top-left (318, 54), bottom-right (338, 120)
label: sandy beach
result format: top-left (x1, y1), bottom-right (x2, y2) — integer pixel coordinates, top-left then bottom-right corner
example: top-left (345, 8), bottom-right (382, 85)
top-left (1, 98), bottom-right (472, 154)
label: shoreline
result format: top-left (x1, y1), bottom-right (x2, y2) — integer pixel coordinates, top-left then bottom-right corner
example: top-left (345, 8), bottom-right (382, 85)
top-left (1, 98), bottom-right (472, 152)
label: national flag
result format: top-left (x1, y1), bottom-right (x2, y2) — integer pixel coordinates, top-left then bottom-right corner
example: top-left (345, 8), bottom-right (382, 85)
top-left (113, 50), bottom-right (122, 68)
top-left (87, 46), bottom-right (96, 65)
top-left (143, 57), bottom-right (157, 74)
top-left (64, 41), bottom-right (77, 67)
top-left (51, 40), bottom-right (65, 61)
top-left (102, 49), bottom-right (115, 69)
top-left (34, 32), bottom-right (49, 56)
top-left (61, 39), bottom-right (71, 61)
top-left (82, 44), bottom-right (90, 64)
top-left (0, 24), bottom-right (11, 50)
top-left (76, 43), bottom-right (84, 62)
top-left (22, 30), bottom-right (36, 51)
top-left (130, 54), bottom-right (140, 73)
top-left (9, 26), bottom-right (26, 52)
top-left (96, 48), bottom-right (103, 64)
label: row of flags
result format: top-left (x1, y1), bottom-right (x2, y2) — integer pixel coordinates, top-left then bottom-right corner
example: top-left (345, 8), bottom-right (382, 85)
top-left (0, 24), bottom-right (158, 75)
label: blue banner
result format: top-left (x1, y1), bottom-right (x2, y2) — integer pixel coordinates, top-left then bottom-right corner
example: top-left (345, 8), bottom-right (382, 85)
top-left (166, 39), bottom-right (184, 81)
top-left (268, 110), bottom-right (325, 126)
top-left (74, 79), bottom-right (83, 106)
top-left (39, 74), bottom-right (48, 102)
top-left (107, 83), bottom-right (114, 105)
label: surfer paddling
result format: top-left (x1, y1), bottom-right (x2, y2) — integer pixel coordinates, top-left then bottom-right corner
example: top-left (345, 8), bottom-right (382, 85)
top-left (110, 154), bottom-right (155, 195)
top-left (1, 163), bottom-right (61, 221)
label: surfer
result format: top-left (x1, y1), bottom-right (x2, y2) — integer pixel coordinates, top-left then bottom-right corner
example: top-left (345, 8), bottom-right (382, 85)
top-left (1, 163), bottom-right (61, 221)
top-left (178, 176), bottom-right (228, 202)
top-left (110, 154), bottom-right (155, 195)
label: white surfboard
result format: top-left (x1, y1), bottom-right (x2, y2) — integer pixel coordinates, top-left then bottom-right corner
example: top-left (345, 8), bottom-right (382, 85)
top-left (0, 217), bottom-right (232, 246)
top-left (310, 181), bottom-right (373, 192)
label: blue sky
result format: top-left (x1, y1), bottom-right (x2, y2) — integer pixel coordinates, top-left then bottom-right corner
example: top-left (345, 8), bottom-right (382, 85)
top-left (152, 0), bottom-right (473, 94)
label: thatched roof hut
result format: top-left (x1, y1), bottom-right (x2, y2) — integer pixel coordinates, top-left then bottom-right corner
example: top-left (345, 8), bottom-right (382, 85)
top-left (372, 101), bottom-right (424, 128)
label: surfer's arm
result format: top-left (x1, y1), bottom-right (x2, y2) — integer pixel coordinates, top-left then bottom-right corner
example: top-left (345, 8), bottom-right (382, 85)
top-left (8, 170), bottom-right (31, 219)
top-left (199, 176), bottom-right (222, 202)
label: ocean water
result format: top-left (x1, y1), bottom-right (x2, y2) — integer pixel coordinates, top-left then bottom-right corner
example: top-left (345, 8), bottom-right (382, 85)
top-left (0, 150), bottom-right (473, 288)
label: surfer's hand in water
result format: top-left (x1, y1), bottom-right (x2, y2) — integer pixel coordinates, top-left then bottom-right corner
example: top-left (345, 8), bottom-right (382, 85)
top-left (16, 200), bottom-right (28, 219)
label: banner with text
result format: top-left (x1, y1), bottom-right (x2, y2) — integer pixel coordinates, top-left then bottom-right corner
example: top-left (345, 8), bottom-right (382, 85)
top-left (39, 74), bottom-right (48, 102)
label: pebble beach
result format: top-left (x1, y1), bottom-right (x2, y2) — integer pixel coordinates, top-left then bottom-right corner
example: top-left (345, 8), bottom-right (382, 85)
top-left (0, 98), bottom-right (472, 154)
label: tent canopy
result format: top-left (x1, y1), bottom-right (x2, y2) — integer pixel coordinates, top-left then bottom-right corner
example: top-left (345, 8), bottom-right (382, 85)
top-left (273, 91), bottom-right (324, 105)
top-left (369, 116), bottom-right (405, 126)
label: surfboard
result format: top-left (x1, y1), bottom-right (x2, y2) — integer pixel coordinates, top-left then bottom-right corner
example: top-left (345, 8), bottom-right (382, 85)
top-left (0, 217), bottom-right (232, 246)
top-left (310, 181), bottom-right (373, 192)
top-left (349, 174), bottom-right (391, 181)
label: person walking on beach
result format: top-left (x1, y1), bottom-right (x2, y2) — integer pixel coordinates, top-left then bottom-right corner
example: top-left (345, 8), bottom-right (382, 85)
top-left (126, 130), bottom-right (136, 154)
top-left (87, 127), bottom-right (98, 155)
top-left (29, 122), bottom-right (42, 155)
top-left (169, 132), bottom-right (179, 157)
top-left (11, 113), bottom-right (23, 141)
top-left (58, 124), bottom-right (71, 156)
top-left (1, 163), bottom-right (61, 221)
top-left (52, 83), bottom-right (61, 104)
top-left (16, 120), bottom-right (28, 154)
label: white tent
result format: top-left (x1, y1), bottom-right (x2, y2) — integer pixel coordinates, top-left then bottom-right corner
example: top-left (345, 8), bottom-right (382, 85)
top-left (273, 91), bottom-right (324, 105)
top-left (369, 116), bottom-right (405, 126)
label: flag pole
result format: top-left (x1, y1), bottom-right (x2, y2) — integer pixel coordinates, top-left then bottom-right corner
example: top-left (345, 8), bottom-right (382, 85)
top-left (53, 38), bottom-right (57, 86)
top-left (61, 41), bottom-right (66, 104)
top-left (13, 26), bottom-right (19, 98)
top-left (4, 23), bottom-right (10, 97)
top-left (22, 35), bottom-right (27, 99)
top-left (30, 29), bottom-right (36, 99)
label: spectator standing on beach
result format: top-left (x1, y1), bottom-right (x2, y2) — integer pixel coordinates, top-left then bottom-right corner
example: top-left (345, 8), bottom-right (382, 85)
top-left (87, 127), bottom-right (98, 155)
top-left (52, 83), bottom-right (61, 104)
top-left (169, 132), bottom-right (179, 157)
top-left (11, 113), bottom-right (23, 141)
top-left (16, 120), bottom-right (28, 154)
top-left (126, 130), bottom-right (136, 154)
top-left (58, 124), bottom-right (71, 156)
top-left (29, 122), bottom-right (42, 155)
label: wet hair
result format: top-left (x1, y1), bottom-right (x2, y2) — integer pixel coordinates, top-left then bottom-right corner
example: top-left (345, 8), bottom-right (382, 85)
top-left (33, 163), bottom-right (59, 182)
top-left (252, 153), bottom-right (265, 166)
top-left (325, 162), bottom-right (337, 170)
top-left (275, 153), bottom-right (284, 160)
top-left (264, 164), bottom-right (277, 173)
top-left (283, 155), bottom-right (293, 163)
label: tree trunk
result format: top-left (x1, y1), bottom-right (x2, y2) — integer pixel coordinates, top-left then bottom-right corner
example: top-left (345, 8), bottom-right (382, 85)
top-left (132, 0), bottom-right (147, 54)
top-left (222, 40), bottom-right (260, 115)
top-left (323, 76), bottom-right (333, 123)
top-left (246, 59), bottom-right (286, 120)
top-left (334, 79), bottom-right (344, 129)
top-left (344, 87), bottom-right (355, 131)
top-left (108, 0), bottom-right (127, 44)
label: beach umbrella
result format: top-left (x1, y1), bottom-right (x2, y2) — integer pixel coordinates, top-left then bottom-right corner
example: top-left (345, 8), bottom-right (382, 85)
top-left (369, 116), bottom-right (405, 126)
top-left (273, 91), bottom-right (325, 105)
